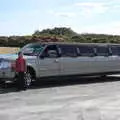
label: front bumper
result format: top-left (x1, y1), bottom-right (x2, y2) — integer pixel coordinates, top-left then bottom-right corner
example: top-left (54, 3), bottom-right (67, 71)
top-left (0, 68), bottom-right (15, 81)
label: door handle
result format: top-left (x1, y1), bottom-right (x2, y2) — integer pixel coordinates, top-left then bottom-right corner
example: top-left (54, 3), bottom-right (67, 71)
top-left (54, 59), bottom-right (59, 63)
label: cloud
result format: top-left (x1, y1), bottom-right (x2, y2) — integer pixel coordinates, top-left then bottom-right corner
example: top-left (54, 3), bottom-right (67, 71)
top-left (74, 1), bottom-right (120, 15)
top-left (48, 10), bottom-right (76, 18)
top-left (75, 2), bottom-right (109, 16)
top-left (75, 2), bottom-right (104, 8)
top-left (48, 1), bottom-right (120, 19)
top-left (72, 21), bottom-right (120, 35)
top-left (105, 21), bottom-right (120, 35)
top-left (56, 12), bottom-right (76, 18)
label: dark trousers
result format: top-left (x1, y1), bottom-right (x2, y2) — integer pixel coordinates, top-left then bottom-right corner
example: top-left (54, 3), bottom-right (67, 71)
top-left (17, 72), bottom-right (25, 90)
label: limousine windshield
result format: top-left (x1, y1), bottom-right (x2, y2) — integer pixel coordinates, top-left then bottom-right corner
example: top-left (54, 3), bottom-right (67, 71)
top-left (20, 43), bottom-right (45, 56)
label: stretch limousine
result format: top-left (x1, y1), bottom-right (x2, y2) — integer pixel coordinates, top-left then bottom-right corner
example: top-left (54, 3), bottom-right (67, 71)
top-left (0, 42), bottom-right (120, 87)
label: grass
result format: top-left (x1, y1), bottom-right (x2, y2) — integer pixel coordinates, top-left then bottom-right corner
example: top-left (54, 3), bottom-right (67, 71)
top-left (0, 47), bottom-right (19, 54)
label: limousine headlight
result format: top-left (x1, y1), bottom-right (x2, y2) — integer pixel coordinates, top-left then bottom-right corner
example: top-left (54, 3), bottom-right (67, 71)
top-left (0, 59), bottom-right (11, 70)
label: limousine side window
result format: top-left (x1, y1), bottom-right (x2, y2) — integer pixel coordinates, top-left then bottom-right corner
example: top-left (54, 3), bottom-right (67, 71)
top-left (59, 45), bottom-right (77, 57)
top-left (96, 46), bottom-right (109, 56)
top-left (78, 46), bottom-right (95, 56)
top-left (41, 45), bottom-right (59, 58)
top-left (110, 46), bottom-right (120, 56)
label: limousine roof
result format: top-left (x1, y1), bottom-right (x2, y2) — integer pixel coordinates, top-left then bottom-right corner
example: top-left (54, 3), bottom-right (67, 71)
top-left (30, 42), bottom-right (120, 46)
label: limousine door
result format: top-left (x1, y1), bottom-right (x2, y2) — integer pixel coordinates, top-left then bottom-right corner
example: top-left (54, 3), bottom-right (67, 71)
top-left (58, 45), bottom-right (80, 75)
top-left (76, 45), bottom-right (97, 74)
top-left (94, 46), bottom-right (110, 73)
top-left (38, 45), bottom-right (60, 77)
top-left (107, 46), bottom-right (120, 72)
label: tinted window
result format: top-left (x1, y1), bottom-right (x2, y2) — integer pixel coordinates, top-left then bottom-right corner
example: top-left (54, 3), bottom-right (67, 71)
top-left (59, 45), bottom-right (77, 57)
top-left (96, 46), bottom-right (109, 56)
top-left (78, 45), bottom-right (95, 56)
top-left (110, 45), bottom-right (120, 56)
top-left (43, 45), bottom-right (59, 58)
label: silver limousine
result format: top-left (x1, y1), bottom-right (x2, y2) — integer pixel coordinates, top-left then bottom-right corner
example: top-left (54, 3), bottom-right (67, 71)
top-left (0, 42), bottom-right (120, 87)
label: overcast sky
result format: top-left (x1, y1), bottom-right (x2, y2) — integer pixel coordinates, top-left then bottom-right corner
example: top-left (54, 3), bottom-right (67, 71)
top-left (0, 0), bottom-right (120, 36)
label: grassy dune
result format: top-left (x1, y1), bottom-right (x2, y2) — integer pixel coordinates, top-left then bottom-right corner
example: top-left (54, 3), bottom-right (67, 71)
top-left (0, 47), bottom-right (19, 54)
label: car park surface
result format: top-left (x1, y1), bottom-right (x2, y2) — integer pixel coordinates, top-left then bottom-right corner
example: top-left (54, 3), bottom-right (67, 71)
top-left (0, 76), bottom-right (119, 120)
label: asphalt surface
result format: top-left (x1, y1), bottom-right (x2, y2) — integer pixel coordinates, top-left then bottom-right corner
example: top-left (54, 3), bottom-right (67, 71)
top-left (0, 76), bottom-right (120, 120)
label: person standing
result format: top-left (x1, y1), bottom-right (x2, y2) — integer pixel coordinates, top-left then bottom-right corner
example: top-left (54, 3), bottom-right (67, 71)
top-left (15, 52), bottom-right (27, 90)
